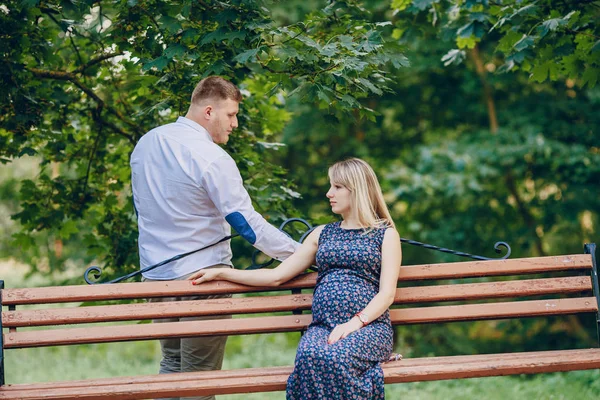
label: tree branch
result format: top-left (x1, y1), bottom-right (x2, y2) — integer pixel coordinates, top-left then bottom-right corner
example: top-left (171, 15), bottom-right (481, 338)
top-left (469, 44), bottom-right (498, 134)
top-left (73, 52), bottom-right (124, 74)
top-left (27, 67), bottom-right (143, 139)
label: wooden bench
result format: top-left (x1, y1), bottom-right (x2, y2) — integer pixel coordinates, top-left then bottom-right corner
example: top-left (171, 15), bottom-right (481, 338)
top-left (1, 245), bottom-right (599, 399)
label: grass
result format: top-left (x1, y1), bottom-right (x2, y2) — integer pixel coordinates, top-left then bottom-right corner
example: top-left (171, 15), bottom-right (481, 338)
top-left (2, 260), bottom-right (600, 399)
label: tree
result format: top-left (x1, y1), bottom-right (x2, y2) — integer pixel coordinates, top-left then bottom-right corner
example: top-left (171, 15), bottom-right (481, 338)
top-left (391, 0), bottom-right (600, 87)
top-left (0, 0), bottom-right (406, 279)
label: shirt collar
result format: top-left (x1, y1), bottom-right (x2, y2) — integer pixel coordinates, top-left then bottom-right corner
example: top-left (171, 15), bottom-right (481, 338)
top-left (176, 116), bottom-right (214, 143)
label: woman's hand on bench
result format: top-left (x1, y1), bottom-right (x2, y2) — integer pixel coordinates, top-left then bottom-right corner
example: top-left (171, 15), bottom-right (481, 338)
top-left (189, 269), bottom-right (223, 285)
top-left (384, 353), bottom-right (403, 363)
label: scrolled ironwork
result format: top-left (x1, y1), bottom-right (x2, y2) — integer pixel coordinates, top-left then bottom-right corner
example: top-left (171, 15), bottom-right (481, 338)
top-left (85, 234), bottom-right (238, 284)
top-left (84, 266), bottom-right (104, 285)
top-left (245, 218), bottom-right (315, 270)
top-left (84, 217), bottom-right (512, 283)
top-left (399, 238), bottom-right (511, 261)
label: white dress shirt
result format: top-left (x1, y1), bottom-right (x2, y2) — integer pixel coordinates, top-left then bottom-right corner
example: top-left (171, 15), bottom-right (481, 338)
top-left (131, 117), bottom-right (300, 280)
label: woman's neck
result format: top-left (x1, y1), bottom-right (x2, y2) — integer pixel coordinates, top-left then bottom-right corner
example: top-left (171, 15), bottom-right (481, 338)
top-left (340, 216), bottom-right (361, 229)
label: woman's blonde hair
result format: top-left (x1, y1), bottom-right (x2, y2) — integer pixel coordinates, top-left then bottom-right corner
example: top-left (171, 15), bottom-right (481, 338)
top-left (328, 158), bottom-right (395, 230)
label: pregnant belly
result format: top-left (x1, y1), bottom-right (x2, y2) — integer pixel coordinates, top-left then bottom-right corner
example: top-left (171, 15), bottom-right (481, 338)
top-left (312, 271), bottom-right (378, 325)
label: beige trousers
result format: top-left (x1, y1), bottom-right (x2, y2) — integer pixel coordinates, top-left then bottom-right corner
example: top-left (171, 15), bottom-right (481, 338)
top-left (144, 264), bottom-right (232, 400)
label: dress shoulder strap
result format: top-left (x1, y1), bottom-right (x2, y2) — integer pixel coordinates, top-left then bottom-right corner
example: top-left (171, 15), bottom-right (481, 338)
top-left (317, 222), bottom-right (337, 246)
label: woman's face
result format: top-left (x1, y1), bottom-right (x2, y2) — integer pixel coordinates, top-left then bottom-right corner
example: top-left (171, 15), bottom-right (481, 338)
top-left (326, 180), bottom-right (352, 216)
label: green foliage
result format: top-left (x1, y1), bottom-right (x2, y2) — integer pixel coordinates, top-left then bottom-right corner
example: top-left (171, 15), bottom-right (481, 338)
top-left (272, 0), bottom-right (599, 353)
top-left (1, 0), bottom-right (598, 361)
top-left (393, 0), bottom-right (600, 87)
top-left (0, 0), bottom-right (406, 278)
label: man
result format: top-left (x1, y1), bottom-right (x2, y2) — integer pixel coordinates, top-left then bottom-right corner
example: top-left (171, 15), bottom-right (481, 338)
top-left (130, 76), bottom-right (300, 400)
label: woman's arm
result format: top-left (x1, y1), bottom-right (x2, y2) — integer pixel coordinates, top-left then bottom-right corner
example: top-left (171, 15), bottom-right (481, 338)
top-left (189, 225), bottom-right (324, 287)
top-left (328, 228), bottom-right (402, 344)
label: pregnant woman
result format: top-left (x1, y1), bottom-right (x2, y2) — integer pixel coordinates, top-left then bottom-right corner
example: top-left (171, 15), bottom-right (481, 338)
top-left (189, 157), bottom-right (402, 399)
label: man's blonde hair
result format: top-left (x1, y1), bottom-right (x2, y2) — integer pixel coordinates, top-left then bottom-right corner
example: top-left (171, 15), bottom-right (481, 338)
top-left (191, 76), bottom-right (242, 105)
top-left (328, 158), bottom-right (395, 230)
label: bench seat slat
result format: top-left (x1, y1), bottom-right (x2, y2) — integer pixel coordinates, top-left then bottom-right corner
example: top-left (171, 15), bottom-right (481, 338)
top-left (5, 297), bottom-right (596, 349)
top-left (0, 348), bottom-right (591, 391)
top-left (1, 349), bottom-right (598, 399)
top-left (3, 276), bottom-right (592, 327)
top-left (2, 255), bottom-right (591, 305)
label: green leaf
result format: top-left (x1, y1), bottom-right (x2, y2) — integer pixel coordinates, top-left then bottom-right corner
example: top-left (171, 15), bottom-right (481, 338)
top-left (441, 49), bottom-right (466, 66)
top-left (514, 35), bottom-right (535, 52)
top-left (339, 35), bottom-right (355, 50)
top-left (457, 22), bottom-right (474, 38)
top-left (413, 0), bottom-right (438, 11)
top-left (18, 147), bottom-right (37, 157)
top-left (581, 67), bottom-right (599, 88)
top-left (359, 30), bottom-right (383, 52)
top-left (470, 13), bottom-right (489, 23)
top-left (233, 48), bottom-right (260, 64)
top-left (204, 60), bottom-right (227, 76)
top-left (59, 220), bottom-right (79, 239)
top-left (389, 53), bottom-right (410, 68)
top-left (280, 27), bottom-right (321, 51)
top-left (164, 44), bottom-right (186, 59)
top-left (509, 4), bottom-right (538, 19)
top-left (530, 61), bottom-right (559, 83)
top-left (20, 0), bottom-right (40, 8)
top-left (280, 186), bottom-right (301, 199)
top-left (320, 43), bottom-right (338, 57)
top-left (530, 63), bottom-right (549, 82)
top-left (391, 0), bottom-right (411, 11)
top-left (357, 78), bottom-right (383, 95)
top-left (201, 29), bottom-right (247, 45)
top-left (340, 94), bottom-right (359, 107)
top-left (497, 30), bottom-right (523, 52)
top-left (538, 17), bottom-right (568, 38)
top-left (159, 15), bottom-right (182, 33)
top-left (141, 56), bottom-right (169, 72)
top-left (317, 89), bottom-right (331, 103)
top-left (12, 232), bottom-right (35, 250)
top-left (457, 36), bottom-right (477, 49)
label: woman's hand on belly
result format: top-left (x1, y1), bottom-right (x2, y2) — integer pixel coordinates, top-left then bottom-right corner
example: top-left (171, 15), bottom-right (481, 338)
top-left (327, 316), bottom-right (364, 345)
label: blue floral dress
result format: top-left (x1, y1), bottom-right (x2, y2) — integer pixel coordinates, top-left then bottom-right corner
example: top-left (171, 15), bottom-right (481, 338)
top-left (286, 221), bottom-right (394, 399)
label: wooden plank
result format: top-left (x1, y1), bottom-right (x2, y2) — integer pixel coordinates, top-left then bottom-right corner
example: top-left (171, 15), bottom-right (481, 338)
top-left (389, 297), bottom-right (598, 324)
top-left (1, 349), bottom-right (599, 399)
top-left (1, 254), bottom-right (591, 305)
top-left (383, 348), bottom-right (600, 384)
top-left (3, 276), bottom-right (591, 327)
top-left (3, 314), bottom-right (313, 349)
top-left (398, 254), bottom-right (592, 281)
top-left (1, 349), bottom-right (592, 392)
top-left (394, 276), bottom-right (591, 303)
top-left (2, 294), bottom-right (313, 327)
top-left (4, 297), bottom-right (597, 349)
top-left (0, 274), bottom-right (318, 306)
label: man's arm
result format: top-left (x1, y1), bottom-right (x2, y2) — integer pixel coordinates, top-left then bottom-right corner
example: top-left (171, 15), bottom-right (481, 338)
top-left (201, 155), bottom-right (301, 260)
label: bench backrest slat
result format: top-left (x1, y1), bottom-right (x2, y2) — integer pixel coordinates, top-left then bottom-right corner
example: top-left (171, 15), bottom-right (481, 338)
top-left (390, 297), bottom-right (597, 324)
top-left (3, 276), bottom-right (592, 328)
top-left (5, 297), bottom-right (596, 349)
top-left (1, 255), bottom-right (592, 305)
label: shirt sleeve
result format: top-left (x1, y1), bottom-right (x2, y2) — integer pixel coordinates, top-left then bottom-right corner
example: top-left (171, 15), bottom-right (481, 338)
top-left (201, 155), bottom-right (301, 260)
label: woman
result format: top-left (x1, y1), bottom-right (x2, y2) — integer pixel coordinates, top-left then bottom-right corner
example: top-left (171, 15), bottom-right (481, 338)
top-left (189, 158), bottom-right (402, 399)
